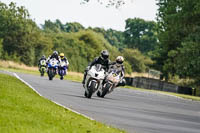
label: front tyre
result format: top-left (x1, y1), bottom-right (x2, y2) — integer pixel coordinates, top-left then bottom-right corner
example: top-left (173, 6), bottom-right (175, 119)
top-left (101, 83), bottom-right (112, 98)
top-left (40, 67), bottom-right (45, 77)
top-left (97, 91), bottom-right (101, 97)
top-left (85, 81), bottom-right (97, 98)
top-left (48, 68), bottom-right (55, 80)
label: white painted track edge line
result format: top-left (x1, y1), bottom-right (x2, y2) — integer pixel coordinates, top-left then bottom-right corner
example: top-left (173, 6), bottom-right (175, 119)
top-left (13, 72), bottom-right (94, 121)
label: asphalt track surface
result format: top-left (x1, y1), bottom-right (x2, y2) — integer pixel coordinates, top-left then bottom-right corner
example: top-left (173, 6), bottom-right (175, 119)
top-left (7, 72), bottom-right (200, 133)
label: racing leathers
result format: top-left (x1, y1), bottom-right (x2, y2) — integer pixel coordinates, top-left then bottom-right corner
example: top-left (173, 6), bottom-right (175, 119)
top-left (108, 62), bottom-right (126, 87)
top-left (59, 56), bottom-right (69, 68)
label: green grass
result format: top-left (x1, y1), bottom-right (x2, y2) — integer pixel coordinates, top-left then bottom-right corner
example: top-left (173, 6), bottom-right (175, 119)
top-left (124, 86), bottom-right (200, 101)
top-left (0, 73), bottom-right (125, 133)
top-left (0, 67), bottom-right (83, 82)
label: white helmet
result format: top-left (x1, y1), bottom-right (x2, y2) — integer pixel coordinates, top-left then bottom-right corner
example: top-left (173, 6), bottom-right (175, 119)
top-left (116, 56), bottom-right (124, 64)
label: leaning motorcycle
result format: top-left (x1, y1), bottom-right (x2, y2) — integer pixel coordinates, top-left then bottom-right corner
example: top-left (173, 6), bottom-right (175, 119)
top-left (39, 59), bottom-right (46, 76)
top-left (83, 64), bottom-right (106, 98)
top-left (97, 68), bottom-right (121, 98)
top-left (58, 61), bottom-right (68, 80)
top-left (47, 58), bottom-right (59, 80)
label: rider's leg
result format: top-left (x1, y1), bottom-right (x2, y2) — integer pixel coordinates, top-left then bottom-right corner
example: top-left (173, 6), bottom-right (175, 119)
top-left (82, 70), bottom-right (88, 84)
top-left (116, 78), bottom-right (126, 87)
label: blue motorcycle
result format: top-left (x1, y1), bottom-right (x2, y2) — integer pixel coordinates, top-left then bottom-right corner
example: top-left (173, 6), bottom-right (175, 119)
top-left (58, 61), bottom-right (68, 80)
top-left (47, 58), bottom-right (59, 80)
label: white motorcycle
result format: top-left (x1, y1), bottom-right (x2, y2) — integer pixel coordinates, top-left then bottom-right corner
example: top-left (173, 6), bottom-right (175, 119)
top-left (83, 64), bottom-right (106, 98)
top-left (97, 68), bottom-right (121, 98)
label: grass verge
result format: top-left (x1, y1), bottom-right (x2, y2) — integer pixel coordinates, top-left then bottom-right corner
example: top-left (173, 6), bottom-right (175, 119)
top-left (0, 67), bottom-right (83, 82)
top-left (0, 73), bottom-right (125, 133)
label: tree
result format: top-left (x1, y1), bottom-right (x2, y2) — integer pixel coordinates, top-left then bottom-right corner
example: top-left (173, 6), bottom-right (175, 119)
top-left (0, 2), bottom-right (52, 65)
top-left (155, 0), bottom-right (200, 89)
top-left (122, 48), bottom-right (153, 72)
top-left (42, 20), bottom-right (85, 33)
top-left (42, 19), bottom-right (61, 32)
top-left (0, 39), bottom-right (3, 58)
top-left (65, 22), bottom-right (85, 32)
top-left (91, 27), bottom-right (125, 48)
top-left (0, 2), bottom-right (35, 64)
top-left (124, 18), bottom-right (158, 53)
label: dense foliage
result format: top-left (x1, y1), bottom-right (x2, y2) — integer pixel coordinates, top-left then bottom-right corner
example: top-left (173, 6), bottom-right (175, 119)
top-left (124, 18), bottom-right (158, 54)
top-left (0, 1), bottom-right (154, 75)
top-left (42, 19), bottom-right (85, 33)
top-left (91, 27), bottom-right (125, 48)
top-left (0, 2), bottom-right (52, 65)
top-left (122, 48), bottom-right (153, 73)
top-left (153, 0), bottom-right (200, 91)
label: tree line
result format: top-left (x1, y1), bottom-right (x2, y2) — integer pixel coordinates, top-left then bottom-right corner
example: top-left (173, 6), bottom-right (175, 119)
top-left (0, 1), bottom-right (154, 74)
top-left (0, 1), bottom-right (199, 94)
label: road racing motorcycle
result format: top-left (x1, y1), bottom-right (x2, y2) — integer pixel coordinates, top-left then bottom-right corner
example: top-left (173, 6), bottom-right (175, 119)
top-left (39, 59), bottom-right (46, 77)
top-left (58, 61), bottom-right (68, 80)
top-left (83, 64), bottom-right (106, 98)
top-left (97, 68), bottom-right (121, 98)
top-left (47, 58), bottom-right (59, 80)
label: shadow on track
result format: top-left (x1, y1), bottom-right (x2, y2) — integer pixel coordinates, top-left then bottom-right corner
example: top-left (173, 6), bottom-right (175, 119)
top-left (59, 93), bottom-right (119, 101)
top-left (59, 93), bottom-right (101, 100)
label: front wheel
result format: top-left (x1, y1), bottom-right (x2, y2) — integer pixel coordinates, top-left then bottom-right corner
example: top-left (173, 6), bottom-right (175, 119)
top-left (85, 81), bottom-right (97, 98)
top-left (48, 68), bottom-right (55, 80)
top-left (40, 67), bottom-right (45, 77)
top-left (97, 91), bottom-right (101, 97)
top-left (99, 83), bottom-right (112, 98)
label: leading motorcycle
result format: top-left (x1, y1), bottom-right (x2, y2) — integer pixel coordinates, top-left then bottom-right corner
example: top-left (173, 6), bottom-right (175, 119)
top-left (83, 64), bottom-right (106, 98)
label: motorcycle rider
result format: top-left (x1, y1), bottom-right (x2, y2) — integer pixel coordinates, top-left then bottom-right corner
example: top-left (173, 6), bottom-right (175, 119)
top-left (82, 50), bottom-right (110, 85)
top-left (109, 56), bottom-right (126, 87)
top-left (38, 55), bottom-right (47, 69)
top-left (59, 53), bottom-right (69, 66)
top-left (46, 51), bottom-right (60, 74)
top-left (47, 51), bottom-right (59, 61)
top-left (58, 53), bottom-right (69, 79)
top-left (58, 53), bottom-right (69, 71)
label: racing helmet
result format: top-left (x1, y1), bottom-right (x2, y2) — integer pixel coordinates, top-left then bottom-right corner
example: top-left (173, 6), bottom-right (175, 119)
top-left (116, 56), bottom-right (124, 64)
top-left (101, 50), bottom-right (109, 60)
top-left (53, 51), bottom-right (58, 55)
top-left (60, 53), bottom-right (64, 59)
top-left (42, 55), bottom-right (46, 58)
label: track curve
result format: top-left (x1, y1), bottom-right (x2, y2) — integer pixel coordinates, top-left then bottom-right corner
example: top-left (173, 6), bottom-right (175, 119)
top-left (15, 73), bottom-right (200, 133)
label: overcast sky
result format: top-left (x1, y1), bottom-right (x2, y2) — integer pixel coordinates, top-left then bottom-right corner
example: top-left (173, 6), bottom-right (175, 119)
top-left (2, 0), bottom-right (158, 31)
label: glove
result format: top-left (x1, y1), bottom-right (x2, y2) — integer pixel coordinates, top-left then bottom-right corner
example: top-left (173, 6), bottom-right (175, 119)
top-left (86, 66), bottom-right (90, 71)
